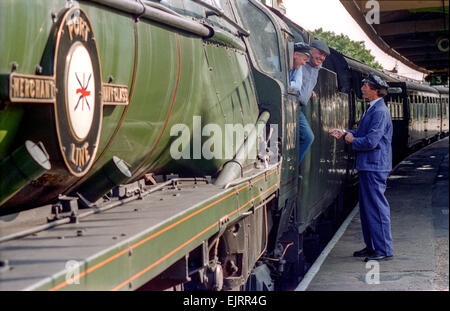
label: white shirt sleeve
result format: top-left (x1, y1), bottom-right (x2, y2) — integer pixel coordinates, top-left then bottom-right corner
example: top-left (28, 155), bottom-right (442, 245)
top-left (289, 69), bottom-right (303, 99)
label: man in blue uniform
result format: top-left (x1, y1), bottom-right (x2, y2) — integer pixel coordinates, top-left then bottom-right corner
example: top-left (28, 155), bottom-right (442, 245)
top-left (330, 73), bottom-right (394, 262)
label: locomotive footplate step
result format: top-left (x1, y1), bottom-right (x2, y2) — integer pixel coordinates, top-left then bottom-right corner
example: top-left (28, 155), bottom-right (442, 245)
top-left (0, 165), bottom-right (280, 291)
top-left (302, 137), bottom-right (449, 291)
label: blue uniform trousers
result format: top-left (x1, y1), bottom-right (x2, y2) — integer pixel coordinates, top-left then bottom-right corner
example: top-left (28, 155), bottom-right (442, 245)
top-left (298, 108), bottom-right (314, 163)
top-left (358, 171), bottom-right (394, 256)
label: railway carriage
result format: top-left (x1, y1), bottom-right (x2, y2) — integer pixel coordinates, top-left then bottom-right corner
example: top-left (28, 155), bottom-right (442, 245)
top-left (405, 82), bottom-right (441, 149)
top-left (434, 85), bottom-right (449, 137)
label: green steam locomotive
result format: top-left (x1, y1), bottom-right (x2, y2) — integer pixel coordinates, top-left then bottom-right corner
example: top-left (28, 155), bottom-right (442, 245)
top-left (0, 0), bottom-right (448, 291)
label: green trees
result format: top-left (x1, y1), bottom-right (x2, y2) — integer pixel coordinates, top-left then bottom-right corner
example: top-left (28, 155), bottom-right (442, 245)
top-left (311, 28), bottom-right (383, 69)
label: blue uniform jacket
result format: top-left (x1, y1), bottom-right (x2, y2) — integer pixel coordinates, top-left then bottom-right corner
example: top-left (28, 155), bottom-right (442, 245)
top-left (348, 98), bottom-right (393, 172)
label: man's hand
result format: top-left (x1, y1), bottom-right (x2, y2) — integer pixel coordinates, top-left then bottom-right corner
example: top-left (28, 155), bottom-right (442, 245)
top-left (329, 129), bottom-right (344, 139)
top-left (311, 91), bottom-right (317, 99)
top-left (345, 132), bottom-right (354, 144)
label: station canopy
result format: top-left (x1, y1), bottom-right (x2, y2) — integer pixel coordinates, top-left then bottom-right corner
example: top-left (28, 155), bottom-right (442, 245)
top-left (340, 1), bottom-right (449, 74)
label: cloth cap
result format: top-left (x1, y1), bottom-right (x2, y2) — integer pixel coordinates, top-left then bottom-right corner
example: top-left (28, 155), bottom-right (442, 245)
top-left (310, 39), bottom-right (330, 55)
top-left (294, 42), bottom-right (311, 56)
top-left (362, 72), bottom-right (389, 89)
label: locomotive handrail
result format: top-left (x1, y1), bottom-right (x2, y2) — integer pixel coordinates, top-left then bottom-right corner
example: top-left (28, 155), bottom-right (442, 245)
top-left (190, 0), bottom-right (250, 37)
top-left (222, 162), bottom-right (280, 189)
top-left (88, 0), bottom-right (212, 37)
top-left (206, 28), bottom-right (246, 51)
top-left (142, 0), bottom-right (183, 18)
top-left (215, 111), bottom-right (271, 187)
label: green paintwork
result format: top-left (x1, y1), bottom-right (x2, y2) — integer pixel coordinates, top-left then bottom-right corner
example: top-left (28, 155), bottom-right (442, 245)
top-left (408, 6), bottom-right (448, 14)
top-left (0, 141), bottom-right (50, 206)
top-left (29, 168), bottom-right (279, 291)
top-left (298, 69), bottom-right (349, 227)
top-left (234, 0), bottom-right (351, 232)
top-left (0, 0), bottom-right (259, 207)
top-left (233, 0), bottom-right (299, 209)
top-left (0, 0), bottom-right (280, 289)
top-left (0, 0), bottom-right (60, 159)
top-left (0, 106), bottom-right (24, 159)
top-left (0, 0), bottom-right (386, 291)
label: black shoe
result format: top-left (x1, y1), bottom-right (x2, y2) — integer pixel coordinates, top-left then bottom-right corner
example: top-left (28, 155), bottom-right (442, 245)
top-left (364, 253), bottom-right (393, 262)
top-left (353, 248), bottom-right (375, 257)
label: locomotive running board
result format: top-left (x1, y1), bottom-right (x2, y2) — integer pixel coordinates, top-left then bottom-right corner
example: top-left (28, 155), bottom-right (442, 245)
top-left (0, 164), bottom-right (280, 291)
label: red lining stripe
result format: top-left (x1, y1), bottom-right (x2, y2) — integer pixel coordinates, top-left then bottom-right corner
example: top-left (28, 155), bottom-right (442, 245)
top-left (111, 182), bottom-right (279, 291)
top-left (49, 168), bottom-right (278, 291)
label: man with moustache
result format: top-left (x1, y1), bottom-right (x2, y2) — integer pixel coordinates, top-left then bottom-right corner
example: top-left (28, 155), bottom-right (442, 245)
top-left (329, 72), bottom-right (394, 262)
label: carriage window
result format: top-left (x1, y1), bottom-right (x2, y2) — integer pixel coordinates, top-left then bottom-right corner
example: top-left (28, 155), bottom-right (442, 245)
top-left (235, 0), bottom-right (281, 73)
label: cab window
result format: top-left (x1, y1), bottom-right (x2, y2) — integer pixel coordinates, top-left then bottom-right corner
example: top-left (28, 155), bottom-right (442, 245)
top-left (235, 0), bottom-right (281, 73)
top-left (204, 0), bottom-right (222, 9)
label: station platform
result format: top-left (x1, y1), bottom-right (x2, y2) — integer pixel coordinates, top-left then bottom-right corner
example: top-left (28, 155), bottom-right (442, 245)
top-left (300, 137), bottom-right (449, 291)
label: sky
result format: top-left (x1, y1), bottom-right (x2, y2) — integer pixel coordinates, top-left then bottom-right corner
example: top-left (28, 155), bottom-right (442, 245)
top-left (283, 0), bottom-right (425, 80)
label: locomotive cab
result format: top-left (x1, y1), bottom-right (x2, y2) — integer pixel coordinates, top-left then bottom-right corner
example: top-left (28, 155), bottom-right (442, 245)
top-left (234, 0), bottom-right (300, 219)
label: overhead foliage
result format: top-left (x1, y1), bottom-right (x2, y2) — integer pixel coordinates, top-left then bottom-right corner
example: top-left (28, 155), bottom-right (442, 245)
top-left (311, 28), bottom-right (383, 70)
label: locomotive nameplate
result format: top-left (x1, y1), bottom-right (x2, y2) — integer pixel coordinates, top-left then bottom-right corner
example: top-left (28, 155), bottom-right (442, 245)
top-left (102, 83), bottom-right (129, 106)
top-left (8, 73), bottom-right (56, 103)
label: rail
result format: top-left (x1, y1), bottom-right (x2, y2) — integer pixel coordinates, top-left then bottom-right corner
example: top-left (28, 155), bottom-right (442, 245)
top-left (88, 0), bottom-right (211, 37)
top-left (190, 0), bottom-right (250, 37)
